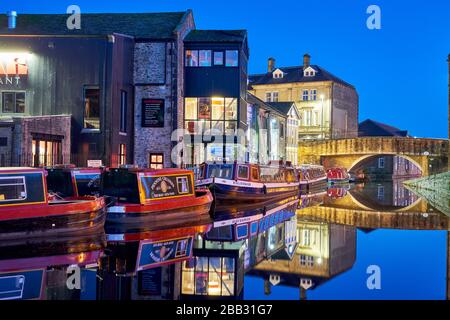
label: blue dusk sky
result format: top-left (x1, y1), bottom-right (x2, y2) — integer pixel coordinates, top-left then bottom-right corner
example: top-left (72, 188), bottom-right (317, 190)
top-left (2, 0), bottom-right (449, 139)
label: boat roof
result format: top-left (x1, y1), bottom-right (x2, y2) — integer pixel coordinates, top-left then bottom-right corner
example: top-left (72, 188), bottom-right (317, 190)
top-left (46, 166), bottom-right (102, 173)
top-left (106, 167), bottom-right (193, 175)
top-left (0, 167), bottom-right (45, 173)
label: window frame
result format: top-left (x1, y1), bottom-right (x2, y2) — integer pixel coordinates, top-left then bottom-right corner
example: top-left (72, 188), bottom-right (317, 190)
top-left (119, 144), bottom-right (127, 166)
top-left (213, 51), bottom-right (224, 66)
top-left (1, 91), bottom-right (26, 114)
top-left (149, 153), bottom-right (164, 169)
top-left (0, 176), bottom-right (27, 202)
top-left (225, 50), bottom-right (239, 67)
top-left (82, 86), bottom-right (101, 133)
top-left (237, 165), bottom-right (250, 180)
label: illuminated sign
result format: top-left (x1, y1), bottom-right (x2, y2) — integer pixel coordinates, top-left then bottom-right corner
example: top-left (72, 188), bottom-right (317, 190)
top-left (0, 53), bottom-right (30, 86)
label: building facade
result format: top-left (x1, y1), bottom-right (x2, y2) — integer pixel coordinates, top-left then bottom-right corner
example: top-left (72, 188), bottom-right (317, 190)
top-left (182, 30), bottom-right (249, 166)
top-left (249, 54), bottom-right (359, 141)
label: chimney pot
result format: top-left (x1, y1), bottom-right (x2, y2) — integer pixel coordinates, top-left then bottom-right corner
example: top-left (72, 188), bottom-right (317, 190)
top-left (303, 54), bottom-right (311, 69)
top-left (7, 11), bottom-right (17, 29)
top-left (268, 57), bottom-right (275, 73)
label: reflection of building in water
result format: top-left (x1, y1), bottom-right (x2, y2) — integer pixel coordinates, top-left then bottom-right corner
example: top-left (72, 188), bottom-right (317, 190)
top-left (249, 221), bottom-right (356, 299)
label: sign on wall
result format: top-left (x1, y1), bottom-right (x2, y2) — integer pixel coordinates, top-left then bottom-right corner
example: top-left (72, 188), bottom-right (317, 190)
top-left (0, 53), bottom-right (29, 86)
top-left (141, 99), bottom-right (165, 128)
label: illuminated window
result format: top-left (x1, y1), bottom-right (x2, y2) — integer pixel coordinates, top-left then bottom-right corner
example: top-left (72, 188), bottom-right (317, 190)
top-left (32, 137), bottom-right (62, 167)
top-left (185, 50), bottom-right (199, 66)
top-left (119, 144), bottom-right (126, 166)
top-left (83, 87), bottom-right (100, 130)
top-left (2, 91), bottom-right (25, 113)
top-left (149, 153), bottom-right (164, 169)
top-left (199, 50), bottom-right (212, 67)
top-left (225, 50), bottom-right (238, 67)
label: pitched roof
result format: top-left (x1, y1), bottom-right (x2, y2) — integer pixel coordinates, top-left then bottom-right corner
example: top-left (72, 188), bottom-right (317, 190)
top-left (249, 65), bottom-right (354, 89)
top-left (358, 119), bottom-right (409, 137)
top-left (266, 102), bottom-right (297, 117)
top-left (184, 29), bottom-right (247, 43)
top-left (246, 93), bottom-right (286, 118)
top-left (0, 12), bottom-right (189, 39)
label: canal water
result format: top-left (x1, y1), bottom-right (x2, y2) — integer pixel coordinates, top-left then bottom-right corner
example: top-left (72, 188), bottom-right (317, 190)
top-left (0, 180), bottom-right (448, 300)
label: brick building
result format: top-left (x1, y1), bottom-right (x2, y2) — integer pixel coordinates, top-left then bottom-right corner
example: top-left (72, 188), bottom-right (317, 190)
top-left (249, 54), bottom-right (359, 141)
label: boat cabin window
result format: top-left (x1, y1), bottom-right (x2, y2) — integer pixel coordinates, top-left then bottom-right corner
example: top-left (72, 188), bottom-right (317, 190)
top-left (140, 174), bottom-right (193, 200)
top-left (251, 167), bottom-right (259, 181)
top-left (198, 164), bottom-right (206, 180)
top-left (46, 171), bottom-right (74, 197)
top-left (207, 164), bottom-right (233, 180)
top-left (74, 173), bottom-right (100, 196)
top-left (101, 171), bottom-right (140, 203)
top-left (285, 169), bottom-right (297, 183)
top-left (237, 165), bottom-right (249, 180)
top-left (0, 176), bottom-right (26, 202)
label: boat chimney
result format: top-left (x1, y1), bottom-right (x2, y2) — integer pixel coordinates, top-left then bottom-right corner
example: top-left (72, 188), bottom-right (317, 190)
top-left (7, 11), bottom-right (17, 29)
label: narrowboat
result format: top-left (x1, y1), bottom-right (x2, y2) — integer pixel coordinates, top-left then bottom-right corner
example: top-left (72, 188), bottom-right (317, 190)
top-left (297, 164), bottom-right (328, 193)
top-left (0, 167), bottom-right (106, 239)
top-left (195, 161), bottom-right (300, 202)
top-left (327, 167), bottom-right (351, 184)
top-left (46, 165), bottom-right (101, 198)
top-left (102, 167), bottom-right (214, 224)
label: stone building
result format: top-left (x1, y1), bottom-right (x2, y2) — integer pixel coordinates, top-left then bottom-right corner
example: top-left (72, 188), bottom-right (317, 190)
top-left (249, 54), bottom-right (359, 141)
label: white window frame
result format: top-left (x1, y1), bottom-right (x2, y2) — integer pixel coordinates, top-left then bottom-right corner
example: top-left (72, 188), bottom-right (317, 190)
top-left (0, 176), bottom-right (27, 202)
top-left (378, 157), bottom-right (385, 169)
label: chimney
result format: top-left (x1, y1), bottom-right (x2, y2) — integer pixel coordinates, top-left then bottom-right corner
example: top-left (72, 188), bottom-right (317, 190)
top-left (7, 11), bottom-right (17, 29)
top-left (268, 57), bottom-right (275, 73)
top-left (303, 53), bottom-right (311, 69)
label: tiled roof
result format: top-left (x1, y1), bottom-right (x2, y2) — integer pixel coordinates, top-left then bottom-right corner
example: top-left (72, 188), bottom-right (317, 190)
top-left (184, 29), bottom-right (247, 43)
top-left (249, 65), bottom-right (355, 88)
top-left (265, 102), bottom-right (296, 116)
top-left (0, 12), bottom-right (188, 39)
top-left (358, 119), bottom-right (409, 137)
top-left (246, 93), bottom-right (287, 118)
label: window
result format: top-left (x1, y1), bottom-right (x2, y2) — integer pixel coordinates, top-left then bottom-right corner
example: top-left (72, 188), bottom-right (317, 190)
top-left (304, 110), bottom-right (312, 126)
top-left (83, 87), bottom-right (100, 130)
top-left (199, 50), bottom-right (212, 67)
top-left (237, 165), bottom-right (249, 180)
top-left (300, 255), bottom-right (314, 267)
top-left (225, 50), bottom-right (238, 67)
top-left (377, 185), bottom-right (385, 200)
top-left (302, 90), bottom-right (309, 101)
top-left (265, 92), bottom-right (272, 102)
top-left (2, 92), bottom-right (25, 113)
top-left (0, 176), bottom-right (26, 202)
top-left (213, 51), bottom-right (224, 66)
top-left (378, 157), bottom-right (385, 169)
top-left (150, 153), bottom-right (164, 169)
top-left (280, 123), bottom-right (285, 138)
top-left (265, 92), bottom-right (278, 102)
top-left (177, 176), bottom-right (190, 194)
top-left (251, 167), bottom-right (259, 180)
top-left (119, 144), bottom-right (126, 166)
top-left (0, 137), bottom-right (7, 147)
top-left (311, 89), bottom-right (317, 101)
top-left (185, 50), bottom-right (199, 66)
top-left (300, 229), bottom-right (312, 247)
top-left (120, 90), bottom-right (127, 133)
top-left (32, 138), bottom-right (62, 167)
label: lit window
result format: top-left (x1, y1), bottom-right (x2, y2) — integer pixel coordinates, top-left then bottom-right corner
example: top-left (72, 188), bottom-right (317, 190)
top-left (83, 87), bottom-right (100, 130)
top-left (185, 50), bottom-right (198, 66)
top-left (2, 92), bottom-right (25, 113)
top-left (185, 98), bottom-right (198, 120)
top-left (120, 90), bottom-right (127, 133)
top-left (32, 138), bottom-right (62, 167)
top-left (199, 50), bottom-right (212, 67)
top-left (119, 144), bottom-right (126, 166)
top-left (225, 50), bottom-right (238, 67)
top-left (150, 153), bottom-right (164, 169)
top-left (225, 98), bottom-right (237, 120)
top-left (214, 51), bottom-right (224, 66)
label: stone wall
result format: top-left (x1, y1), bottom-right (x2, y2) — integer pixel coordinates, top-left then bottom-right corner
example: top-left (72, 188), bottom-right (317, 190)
top-left (332, 83), bottom-right (359, 139)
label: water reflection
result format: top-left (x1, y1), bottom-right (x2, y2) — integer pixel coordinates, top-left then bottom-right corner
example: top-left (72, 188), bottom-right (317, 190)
top-left (0, 179), bottom-right (449, 300)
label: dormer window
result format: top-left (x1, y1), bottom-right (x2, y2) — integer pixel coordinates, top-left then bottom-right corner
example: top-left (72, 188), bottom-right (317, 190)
top-left (303, 66), bottom-right (316, 77)
top-left (272, 69), bottom-right (284, 79)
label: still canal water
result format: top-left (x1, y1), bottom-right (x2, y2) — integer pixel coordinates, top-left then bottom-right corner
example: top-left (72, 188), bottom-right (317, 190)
top-left (1, 180), bottom-right (448, 300)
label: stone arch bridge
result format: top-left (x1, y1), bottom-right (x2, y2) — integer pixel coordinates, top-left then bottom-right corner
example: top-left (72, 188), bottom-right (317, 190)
top-left (298, 137), bottom-right (448, 176)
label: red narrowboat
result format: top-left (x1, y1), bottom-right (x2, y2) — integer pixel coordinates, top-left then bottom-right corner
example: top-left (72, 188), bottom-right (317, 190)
top-left (102, 167), bottom-right (214, 223)
top-left (297, 165), bottom-right (328, 192)
top-left (195, 161), bottom-right (300, 202)
top-left (0, 167), bottom-right (106, 239)
top-left (46, 165), bottom-right (101, 198)
top-left (327, 167), bottom-right (351, 184)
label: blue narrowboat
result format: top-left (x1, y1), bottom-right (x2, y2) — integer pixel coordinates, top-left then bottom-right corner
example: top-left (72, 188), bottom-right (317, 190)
top-left (195, 161), bottom-right (299, 202)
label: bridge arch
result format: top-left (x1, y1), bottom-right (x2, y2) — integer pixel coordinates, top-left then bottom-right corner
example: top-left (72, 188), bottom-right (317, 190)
top-left (348, 154), bottom-right (424, 176)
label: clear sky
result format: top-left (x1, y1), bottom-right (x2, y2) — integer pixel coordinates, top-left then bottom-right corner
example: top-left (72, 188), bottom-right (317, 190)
top-left (2, 0), bottom-right (449, 139)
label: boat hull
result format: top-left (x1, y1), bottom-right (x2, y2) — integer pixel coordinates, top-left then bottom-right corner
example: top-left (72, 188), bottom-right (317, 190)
top-left (0, 198), bottom-right (106, 240)
top-left (106, 190), bottom-right (213, 224)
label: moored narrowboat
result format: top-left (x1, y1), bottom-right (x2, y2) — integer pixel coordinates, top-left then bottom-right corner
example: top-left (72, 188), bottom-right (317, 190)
top-left (0, 167), bottom-right (106, 239)
top-left (327, 167), bottom-right (351, 184)
top-left (297, 164), bottom-right (328, 193)
top-left (102, 167), bottom-right (213, 223)
top-left (46, 165), bottom-right (101, 198)
top-left (195, 161), bottom-right (300, 202)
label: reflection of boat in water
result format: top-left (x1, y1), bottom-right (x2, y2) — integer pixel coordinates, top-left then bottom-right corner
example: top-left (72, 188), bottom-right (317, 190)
top-left (102, 167), bottom-right (213, 224)
top-left (0, 167), bottom-right (106, 239)
top-left (327, 167), bottom-right (351, 184)
top-left (298, 165), bottom-right (328, 192)
top-left (0, 233), bottom-right (105, 300)
top-left (298, 191), bottom-right (327, 209)
top-left (46, 165), bottom-right (101, 198)
top-left (195, 162), bottom-right (300, 202)
top-left (327, 185), bottom-right (351, 199)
